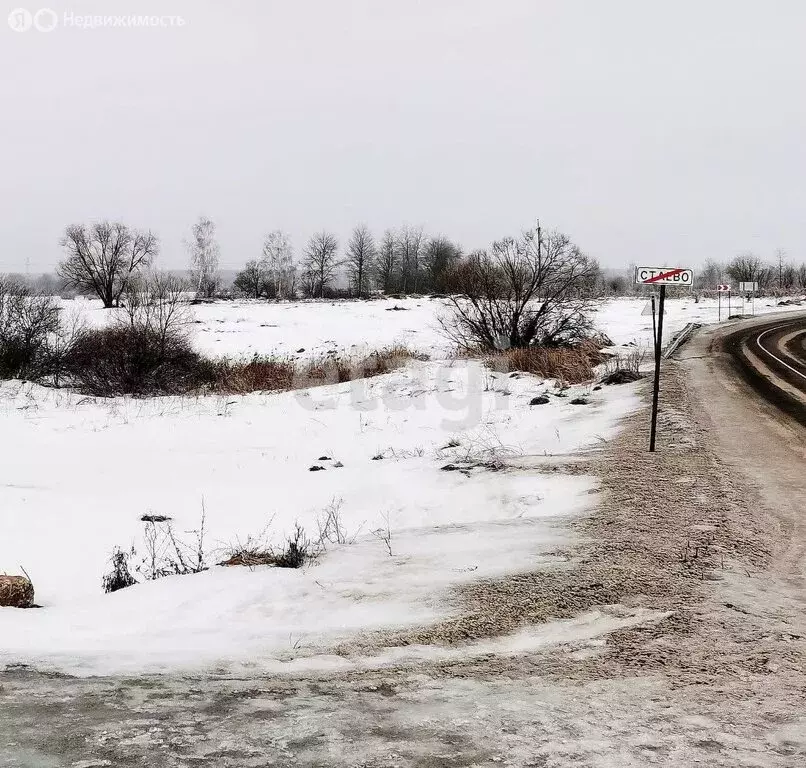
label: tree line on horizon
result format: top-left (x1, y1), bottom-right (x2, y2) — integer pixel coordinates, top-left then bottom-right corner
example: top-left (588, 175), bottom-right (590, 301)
top-left (598, 251), bottom-right (804, 297)
top-left (8, 217), bottom-right (468, 306)
top-left (4, 217), bottom-right (803, 305)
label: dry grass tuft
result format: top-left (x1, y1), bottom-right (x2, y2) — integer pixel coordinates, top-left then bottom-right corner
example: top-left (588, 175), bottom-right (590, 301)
top-left (212, 345), bottom-right (427, 394)
top-left (485, 339), bottom-right (608, 384)
top-left (214, 356), bottom-right (297, 394)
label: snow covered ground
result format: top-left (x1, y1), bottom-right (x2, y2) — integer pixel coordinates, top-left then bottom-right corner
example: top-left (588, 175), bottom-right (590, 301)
top-left (1, 293), bottom-right (803, 676)
top-left (66, 293), bottom-right (802, 361)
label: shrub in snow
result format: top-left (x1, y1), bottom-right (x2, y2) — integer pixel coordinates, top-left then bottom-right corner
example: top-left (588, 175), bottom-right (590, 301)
top-left (372, 513), bottom-right (393, 557)
top-left (104, 510), bottom-right (209, 590)
top-left (600, 348), bottom-right (645, 385)
top-left (138, 515), bottom-right (208, 580)
top-left (0, 277), bottom-right (61, 380)
top-left (315, 498), bottom-right (355, 547)
top-left (275, 523), bottom-right (311, 568)
top-left (65, 274), bottom-right (215, 396)
top-left (102, 548), bottom-right (137, 594)
top-left (221, 522), bottom-right (314, 569)
top-left (440, 224), bottom-right (597, 351)
top-left (66, 324), bottom-right (213, 397)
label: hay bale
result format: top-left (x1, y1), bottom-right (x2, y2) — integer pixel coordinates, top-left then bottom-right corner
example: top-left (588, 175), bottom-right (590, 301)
top-left (0, 575), bottom-right (34, 608)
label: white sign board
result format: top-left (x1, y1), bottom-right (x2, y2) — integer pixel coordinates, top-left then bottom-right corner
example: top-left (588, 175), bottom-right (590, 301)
top-left (634, 266), bottom-right (693, 286)
top-left (716, 284), bottom-right (731, 292)
top-left (739, 282), bottom-right (758, 292)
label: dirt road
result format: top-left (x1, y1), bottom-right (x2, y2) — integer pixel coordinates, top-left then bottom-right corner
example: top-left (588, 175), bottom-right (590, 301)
top-left (2, 317), bottom-right (806, 767)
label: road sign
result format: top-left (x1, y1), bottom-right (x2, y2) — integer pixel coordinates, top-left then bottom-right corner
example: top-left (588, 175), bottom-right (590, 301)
top-left (633, 265), bottom-right (692, 451)
top-left (717, 284), bottom-right (731, 292)
top-left (739, 281), bottom-right (758, 292)
top-left (634, 266), bottom-right (693, 286)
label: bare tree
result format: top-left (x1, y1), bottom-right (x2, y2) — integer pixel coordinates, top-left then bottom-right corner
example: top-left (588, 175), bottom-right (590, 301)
top-left (375, 228), bottom-right (398, 294)
top-left (345, 224), bottom-right (376, 298)
top-left (185, 216), bottom-right (220, 299)
top-left (696, 259), bottom-right (725, 289)
top-left (441, 223), bottom-right (598, 350)
top-left (301, 231), bottom-right (340, 298)
top-left (725, 252), bottom-right (765, 285)
top-left (398, 224), bottom-right (424, 293)
top-left (0, 276), bottom-right (61, 379)
top-left (122, 272), bottom-right (192, 355)
top-left (774, 248), bottom-right (789, 292)
top-left (58, 221), bottom-right (158, 308)
top-left (423, 235), bottom-right (462, 293)
top-left (233, 260), bottom-right (269, 298)
top-left (781, 263), bottom-right (797, 293)
top-left (261, 230), bottom-right (295, 299)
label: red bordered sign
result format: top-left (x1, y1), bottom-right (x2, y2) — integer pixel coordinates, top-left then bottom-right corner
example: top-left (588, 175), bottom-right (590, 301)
top-left (634, 266), bottom-right (693, 286)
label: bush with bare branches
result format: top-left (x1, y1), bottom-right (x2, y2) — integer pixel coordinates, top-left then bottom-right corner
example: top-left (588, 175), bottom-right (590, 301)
top-left (0, 276), bottom-right (62, 380)
top-left (65, 273), bottom-right (214, 396)
top-left (441, 223), bottom-right (598, 351)
top-left (220, 522), bottom-right (314, 570)
top-left (102, 547), bottom-right (138, 594)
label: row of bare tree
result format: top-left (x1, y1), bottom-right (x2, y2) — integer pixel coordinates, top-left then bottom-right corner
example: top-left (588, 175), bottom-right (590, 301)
top-left (51, 218), bottom-right (466, 306)
top-left (5, 219), bottom-right (607, 361)
top-left (235, 224), bottom-right (464, 300)
top-left (596, 251), bottom-right (805, 297)
top-left (55, 217), bottom-right (216, 308)
top-left (697, 251), bottom-right (806, 293)
top-left (39, 215), bottom-right (802, 312)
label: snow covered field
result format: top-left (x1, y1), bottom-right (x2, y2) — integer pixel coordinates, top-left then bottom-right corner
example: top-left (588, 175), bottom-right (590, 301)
top-left (66, 292), bottom-right (801, 361)
top-left (1, 294), bottom-right (802, 676)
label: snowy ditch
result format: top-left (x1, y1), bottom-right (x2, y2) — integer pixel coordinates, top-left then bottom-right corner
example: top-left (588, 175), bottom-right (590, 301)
top-left (0, 294), bottom-right (802, 676)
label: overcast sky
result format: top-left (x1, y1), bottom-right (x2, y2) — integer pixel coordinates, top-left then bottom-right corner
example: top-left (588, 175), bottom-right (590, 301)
top-left (2, 0), bottom-right (805, 272)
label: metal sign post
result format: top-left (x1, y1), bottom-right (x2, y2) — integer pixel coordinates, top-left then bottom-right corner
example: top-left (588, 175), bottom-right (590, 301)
top-left (716, 284), bottom-right (730, 322)
top-left (648, 285), bottom-right (665, 452)
top-left (739, 282), bottom-right (758, 317)
top-left (634, 266), bottom-right (692, 452)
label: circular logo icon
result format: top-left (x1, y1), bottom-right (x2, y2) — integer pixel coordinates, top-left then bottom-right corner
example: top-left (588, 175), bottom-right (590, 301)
top-left (33, 8), bottom-right (57, 32)
top-left (8, 8), bottom-right (33, 31)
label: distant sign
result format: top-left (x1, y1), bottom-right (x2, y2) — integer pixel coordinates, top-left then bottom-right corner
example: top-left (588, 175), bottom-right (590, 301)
top-left (739, 281), bottom-right (758, 292)
top-left (717, 284), bottom-right (731, 292)
top-left (634, 267), bottom-right (693, 286)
